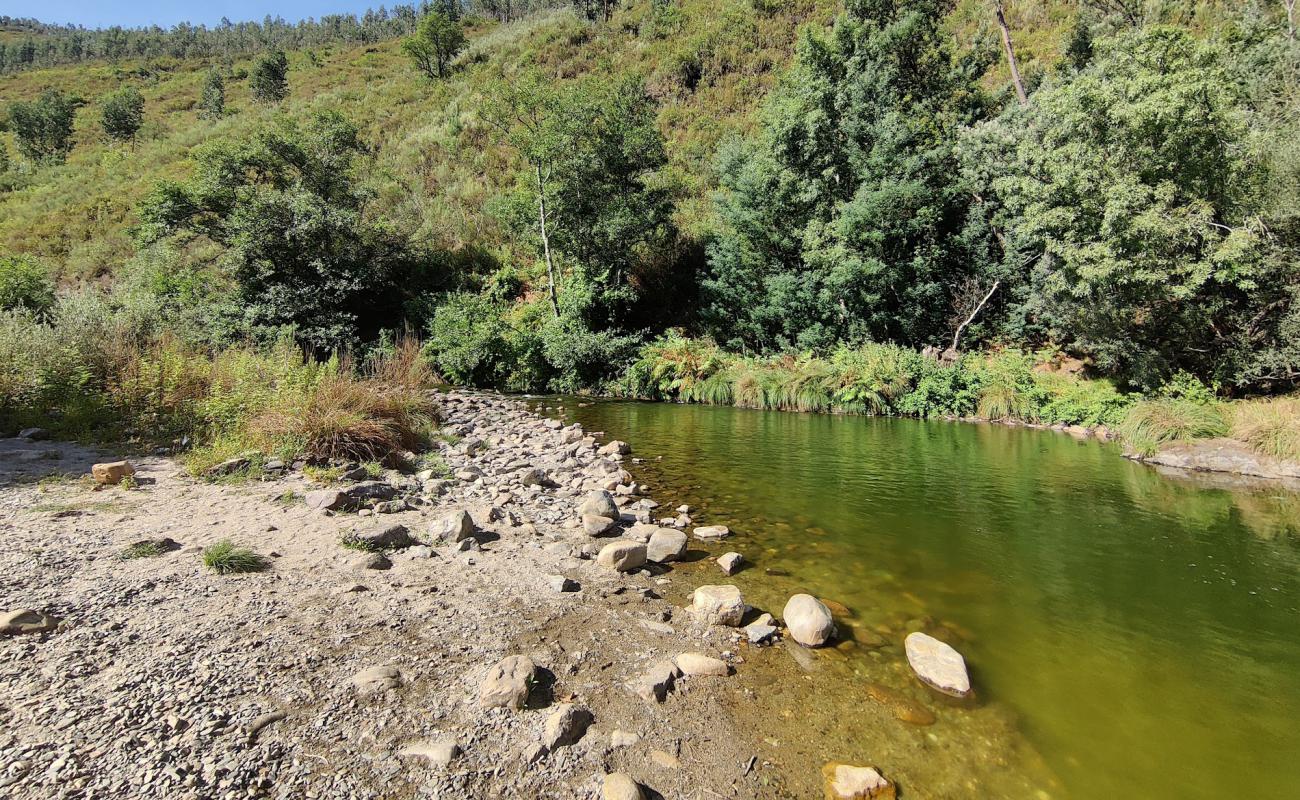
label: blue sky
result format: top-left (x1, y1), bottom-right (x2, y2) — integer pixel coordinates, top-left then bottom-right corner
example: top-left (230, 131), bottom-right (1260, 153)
top-left (7, 1), bottom-right (385, 29)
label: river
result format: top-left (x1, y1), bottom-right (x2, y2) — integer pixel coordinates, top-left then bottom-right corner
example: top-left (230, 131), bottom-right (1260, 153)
top-left (534, 397), bottom-right (1300, 799)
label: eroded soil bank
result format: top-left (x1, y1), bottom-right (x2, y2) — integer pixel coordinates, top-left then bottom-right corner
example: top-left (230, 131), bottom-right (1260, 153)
top-left (2, 391), bottom-right (1049, 799)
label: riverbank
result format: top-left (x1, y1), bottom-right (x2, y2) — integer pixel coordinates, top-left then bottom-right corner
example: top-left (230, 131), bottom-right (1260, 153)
top-left (1, 390), bottom-right (1053, 798)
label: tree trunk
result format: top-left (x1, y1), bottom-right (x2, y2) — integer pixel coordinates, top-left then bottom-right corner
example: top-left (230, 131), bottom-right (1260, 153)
top-left (535, 162), bottom-right (560, 318)
top-left (950, 280), bottom-right (1000, 353)
top-left (995, 2), bottom-right (1028, 106)
top-left (1286, 0), bottom-right (1297, 40)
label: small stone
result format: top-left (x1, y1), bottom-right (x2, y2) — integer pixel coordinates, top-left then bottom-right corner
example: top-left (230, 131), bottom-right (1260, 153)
top-left (610, 730), bottom-right (640, 749)
top-left (352, 523), bottom-right (415, 550)
top-left (305, 489), bottom-right (348, 511)
top-left (602, 773), bottom-right (645, 800)
top-left (597, 541), bottom-right (647, 572)
top-left (480, 655), bottom-right (537, 709)
top-left (1, 609), bottom-right (60, 636)
top-left (18, 427), bottom-right (49, 440)
top-left (692, 525), bottom-right (731, 540)
top-left (578, 490), bottom-right (619, 519)
top-left (406, 545), bottom-right (434, 559)
top-left (674, 652), bottom-right (730, 677)
top-left (821, 763), bottom-right (896, 799)
top-left (353, 552), bottom-right (392, 571)
top-left (598, 440), bottom-right (631, 456)
top-left (645, 529), bottom-right (688, 563)
top-left (650, 749), bottom-right (680, 770)
top-left (582, 514), bottom-right (618, 537)
top-left (433, 510), bottom-right (476, 543)
top-left (542, 703), bottom-right (593, 751)
top-left (351, 665), bottom-right (402, 694)
top-left (904, 632), bottom-right (971, 698)
top-left (691, 585), bottom-right (745, 627)
top-left (631, 660), bottom-right (680, 703)
top-left (399, 739), bottom-right (460, 766)
top-left (548, 575), bottom-right (580, 593)
top-left (91, 460), bottom-right (135, 486)
top-left (783, 594), bottom-right (835, 648)
top-left (716, 552), bottom-right (744, 575)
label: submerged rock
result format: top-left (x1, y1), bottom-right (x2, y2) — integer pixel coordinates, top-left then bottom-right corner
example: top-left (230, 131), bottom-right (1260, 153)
top-left (783, 594), bottom-right (835, 648)
top-left (904, 632), bottom-right (971, 698)
top-left (821, 763), bottom-right (896, 799)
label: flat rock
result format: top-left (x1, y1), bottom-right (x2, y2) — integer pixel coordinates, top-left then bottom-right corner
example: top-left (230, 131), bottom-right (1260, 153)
top-left (645, 529), bottom-right (687, 563)
top-left (351, 665), bottom-right (402, 694)
top-left (596, 541), bottom-right (647, 572)
top-left (400, 739), bottom-right (460, 766)
top-left (480, 655), bottom-right (537, 709)
top-left (691, 584), bottom-right (745, 626)
top-left (822, 763), bottom-right (896, 799)
top-left (692, 524), bottom-right (731, 540)
top-left (1, 609), bottom-right (60, 636)
top-left (305, 489), bottom-right (348, 511)
top-left (610, 730), bottom-right (640, 748)
top-left (784, 594), bottom-right (835, 647)
top-left (674, 652), bottom-right (730, 677)
top-left (904, 632), bottom-right (971, 697)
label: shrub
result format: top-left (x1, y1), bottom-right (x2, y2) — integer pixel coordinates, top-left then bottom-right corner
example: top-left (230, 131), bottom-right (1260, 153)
top-left (0, 255), bottom-right (55, 313)
top-left (1118, 399), bottom-right (1230, 456)
top-left (1231, 397), bottom-right (1300, 462)
top-left (100, 85), bottom-right (145, 144)
top-left (201, 539), bottom-right (268, 574)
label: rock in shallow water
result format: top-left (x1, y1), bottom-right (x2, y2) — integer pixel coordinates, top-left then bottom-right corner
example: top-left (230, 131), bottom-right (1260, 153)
top-left (692, 525), bottom-right (731, 540)
top-left (822, 763), bottom-right (895, 799)
top-left (904, 632), bottom-right (971, 698)
top-left (783, 594), bottom-right (835, 648)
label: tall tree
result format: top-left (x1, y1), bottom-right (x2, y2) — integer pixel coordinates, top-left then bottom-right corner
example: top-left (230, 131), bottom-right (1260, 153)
top-left (6, 89), bottom-right (76, 164)
top-left (100, 85), bottom-right (144, 146)
top-left (249, 50), bottom-right (289, 103)
top-left (401, 10), bottom-right (466, 79)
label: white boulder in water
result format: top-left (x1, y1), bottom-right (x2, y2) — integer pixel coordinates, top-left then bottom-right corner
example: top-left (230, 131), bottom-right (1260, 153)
top-left (904, 632), bottom-right (971, 698)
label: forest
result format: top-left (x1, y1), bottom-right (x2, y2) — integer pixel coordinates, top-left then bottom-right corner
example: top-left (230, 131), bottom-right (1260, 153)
top-left (1, 0), bottom-right (1297, 467)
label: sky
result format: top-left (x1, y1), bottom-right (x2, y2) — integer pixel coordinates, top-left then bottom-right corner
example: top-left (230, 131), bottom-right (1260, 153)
top-left (4, 1), bottom-right (386, 29)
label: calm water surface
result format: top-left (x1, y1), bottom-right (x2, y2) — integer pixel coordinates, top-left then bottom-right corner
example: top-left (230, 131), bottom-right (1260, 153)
top-left (542, 398), bottom-right (1300, 799)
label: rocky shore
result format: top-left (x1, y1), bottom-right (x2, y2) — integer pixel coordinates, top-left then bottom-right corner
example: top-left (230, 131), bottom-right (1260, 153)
top-left (2, 390), bottom-right (964, 799)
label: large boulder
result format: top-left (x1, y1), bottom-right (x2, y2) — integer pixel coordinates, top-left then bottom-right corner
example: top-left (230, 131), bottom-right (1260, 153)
top-left (783, 594), bottom-right (835, 648)
top-left (597, 541), bottom-right (647, 572)
top-left (691, 585), bottom-right (745, 627)
top-left (480, 655), bottom-right (537, 709)
top-left (645, 529), bottom-right (688, 563)
top-left (822, 763), bottom-right (896, 799)
top-left (91, 460), bottom-right (135, 486)
top-left (904, 632), bottom-right (971, 698)
top-left (578, 490), bottom-right (619, 519)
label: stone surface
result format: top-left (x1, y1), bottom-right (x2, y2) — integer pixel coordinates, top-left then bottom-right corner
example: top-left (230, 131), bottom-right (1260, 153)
top-left (578, 490), bottom-right (619, 520)
top-left (631, 659), bottom-right (681, 703)
top-left (783, 594), bottom-right (836, 648)
top-left (353, 523), bottom-right (415, 550)
top-left (822, 763), bottom-right (896, 799)
top-left (602, 772), bottom-right (645, 800)
top-left (480, 655), bottom-right (537, 709)
top-left (581, 514), bottom-right (618, 537)
top-left (91, 460), bottom-right (135, 486)
top-left (716, 551), bottom-right (744, 575)
top-left (596, 541), bottom-right (647, 572)
top-left (547, 574), bottom-right (580, 592)
top-left (305, 489), bottom-right (348, 511)
top-left (645, 529), bottom-right (688, 563)
top-left (399, 739), bottom-right (460, 766)
top-left (353, 552), bottom-right (392, 571)
top-left (904, 632), bottom-right (971, 697)
top-left (691, 584), bottom-right (745, 627)
top-left (542, 703), bottom-right (593, 750)
top-left (692, 525), bottom-right (731, 540)
top-left (1, 609), bottom-right (60, 636)
top-left (350, 665), bottom-right (402, 694)
top-left (598, 440), bottom-right (631, 456)
top-left (674, 652), bottom-right (730, 677)
top-left (433, 510), bottom-right (476, 543)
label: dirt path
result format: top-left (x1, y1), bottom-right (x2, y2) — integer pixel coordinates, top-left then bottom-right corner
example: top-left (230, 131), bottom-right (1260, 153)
top-left (0, 393), bottom-right (802, 799)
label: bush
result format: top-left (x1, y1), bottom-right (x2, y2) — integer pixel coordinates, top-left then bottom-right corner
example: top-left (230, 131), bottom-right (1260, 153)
top-left (0, 255), bottom-right (55, 312)
top-left (1231, 397), bottom-right (1300, 462)
top-left (201, 539), bottom-right (268, 574)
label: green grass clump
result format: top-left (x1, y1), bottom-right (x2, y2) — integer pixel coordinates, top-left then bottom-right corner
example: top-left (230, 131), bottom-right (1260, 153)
top-left (117, 540), bottom-right (167, 559)
top-left (304, 465), bottom-right (345, 484)
top-left (339, 533), bottom-right (379, 552)
top-left (1231, 397), bottom-right (1300, 462)
top-left (1118, 399), bottom-right (1230, 457)
top-left (416, 452), bottom-right (452, 478)
top-left (201, 539), bottom-right (269, 574)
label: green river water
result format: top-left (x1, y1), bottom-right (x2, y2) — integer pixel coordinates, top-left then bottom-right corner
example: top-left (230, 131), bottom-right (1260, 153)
top-left (539, 398), bottom-right (1300, 799)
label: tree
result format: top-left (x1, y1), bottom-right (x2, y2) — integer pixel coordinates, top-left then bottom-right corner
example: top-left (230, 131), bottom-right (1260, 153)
top-left (6, 89), bottom-right (76, 164)
top-left (198, 69), bottom-right (225, 118)
top-left (0, 254), bottom-right (54, 312)
top-left (100, 85), bottom-right (144, 145)
top-left (702, 0), bottom-right (996, 353)
top-left (968, 27), bottom-right (1298, 389)
top-left (249, 50), bottom-right (288, 103)
top-left (136, 112), bottom-right (435, 351)
top-left (401, 11), bottom-right (466, 79)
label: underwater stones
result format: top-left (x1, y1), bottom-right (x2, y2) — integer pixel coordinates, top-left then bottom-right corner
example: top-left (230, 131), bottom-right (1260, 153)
top-left (864, 683), bottom-right (936, 726)
top-left (821, 763), bottom-right (896, 799)
top-left (692, 525), bottom-right (731, 540)
top-left (904, 632), bottom-right (971, 698)
top-left (691, 584), bottom-right (745, 626)
top-left (783, 594), bottom-right (836, 648)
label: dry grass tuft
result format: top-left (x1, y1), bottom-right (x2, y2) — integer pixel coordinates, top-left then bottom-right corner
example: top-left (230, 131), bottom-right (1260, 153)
top-left (1231, 397), bottom-right (1300, 463)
